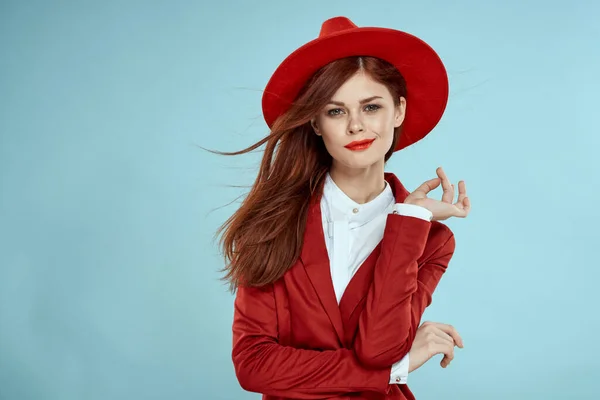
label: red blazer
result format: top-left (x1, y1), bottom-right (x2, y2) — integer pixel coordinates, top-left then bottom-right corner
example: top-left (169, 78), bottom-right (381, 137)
top-left (232, 172), bottom-right (456, 399)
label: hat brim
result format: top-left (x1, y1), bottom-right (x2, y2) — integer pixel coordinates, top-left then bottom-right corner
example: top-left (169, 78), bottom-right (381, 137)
top-left (261, 27), bottom-right (449, 151)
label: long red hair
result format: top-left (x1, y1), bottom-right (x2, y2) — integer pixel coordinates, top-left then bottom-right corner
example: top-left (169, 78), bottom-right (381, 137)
top-left (207, 56), bottom-right (407, 291)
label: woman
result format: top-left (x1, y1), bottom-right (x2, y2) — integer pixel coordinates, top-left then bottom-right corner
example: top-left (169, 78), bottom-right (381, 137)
top-left (213, 16), bottom-right (471, 399)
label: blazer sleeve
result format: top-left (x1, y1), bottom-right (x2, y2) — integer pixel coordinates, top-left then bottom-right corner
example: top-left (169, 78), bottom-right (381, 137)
top-left (353, 213), bottom-right (456, 369)
top-left (232, 282), bottom-right (391, 399)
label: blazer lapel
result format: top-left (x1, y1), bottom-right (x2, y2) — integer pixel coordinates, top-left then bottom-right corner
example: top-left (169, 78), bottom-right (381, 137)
top-left (338, 243), bottom-right (380, 346)
top-left (300, 190), bottom-right (345, 345)
top-left (338, 172), bottom-right (411, 338)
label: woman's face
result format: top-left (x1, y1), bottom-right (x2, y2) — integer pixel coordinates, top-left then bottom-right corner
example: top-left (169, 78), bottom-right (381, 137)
top-left (311, 71), bottom-right (406, 171)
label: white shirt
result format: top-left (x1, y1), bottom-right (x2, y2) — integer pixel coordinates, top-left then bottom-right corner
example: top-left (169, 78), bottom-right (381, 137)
top-left (320, 172), bottom-right (433, 385)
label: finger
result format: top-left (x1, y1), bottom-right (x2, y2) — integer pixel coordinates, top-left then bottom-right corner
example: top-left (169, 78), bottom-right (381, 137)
top-left (455, 181), bottom-right (467, 206)
top-left (438, 342), bottom-right (455, 368)
top-left (441, 354), bottom-right (452, 368)
top-left (431, 327), bottom-right (455, 347)
top-left (431, 336), bottom-right (454, 356)
top-left (413, 177), bottom-right (441, 196)
top-left (430, 338), bottom-right (455, 367)
top-left (437, 167), bottom-right (453, 203)
top-left (425, 323), bottom-right (454, 346)
top-left (455, 196), bottom-right (471, 218)
top-left (428, 322), bottom-right (464, 348)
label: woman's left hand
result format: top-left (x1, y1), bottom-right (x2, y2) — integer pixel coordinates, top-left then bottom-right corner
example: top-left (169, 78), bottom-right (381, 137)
top-left (404, 167), bottom-right (471, 222)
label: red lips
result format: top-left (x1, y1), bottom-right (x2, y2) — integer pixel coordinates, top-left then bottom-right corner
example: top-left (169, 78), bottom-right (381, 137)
top-left (345, 138), bottom-right (376, 150)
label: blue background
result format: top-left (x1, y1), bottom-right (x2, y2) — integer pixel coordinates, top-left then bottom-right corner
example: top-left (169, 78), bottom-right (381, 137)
top-left (1, 1), bottom-right (599, 399)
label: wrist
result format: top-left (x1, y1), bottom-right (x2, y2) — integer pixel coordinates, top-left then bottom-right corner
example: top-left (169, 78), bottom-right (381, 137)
top-left (394, 203), bottom-right (433, 222)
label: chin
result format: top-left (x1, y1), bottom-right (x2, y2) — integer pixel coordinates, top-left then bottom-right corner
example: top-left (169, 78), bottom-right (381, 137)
top-left (339, 154), bottom-right (383, 169)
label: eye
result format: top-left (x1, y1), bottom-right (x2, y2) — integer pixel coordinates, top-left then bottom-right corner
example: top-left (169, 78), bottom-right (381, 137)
top-left (326, 104), bottom-right (381, 116)
top-left (365, 104), bottom-right (381, 112)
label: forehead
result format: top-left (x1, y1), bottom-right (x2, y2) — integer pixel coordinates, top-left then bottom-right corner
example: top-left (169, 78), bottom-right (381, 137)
top-left (330, 72), bottom-right (391, 102)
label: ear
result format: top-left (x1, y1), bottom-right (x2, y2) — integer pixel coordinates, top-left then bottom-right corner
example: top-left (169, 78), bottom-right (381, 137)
top-left (394, 96), bottom-right (407, 128)
top-left (311, 118), bottom-right (321, 136)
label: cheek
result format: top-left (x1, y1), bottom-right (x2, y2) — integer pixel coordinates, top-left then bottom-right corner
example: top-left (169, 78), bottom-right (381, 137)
top-left (319, 117), bottom-right (342, 131)
top-left (319, 120), bottom-right (346, 142)
top-left (366, 117), bottom-right (395, 138)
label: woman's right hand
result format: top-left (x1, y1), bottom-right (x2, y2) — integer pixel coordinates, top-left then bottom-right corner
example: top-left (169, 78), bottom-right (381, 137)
top-left (408, 321), bottom-right (464, 372)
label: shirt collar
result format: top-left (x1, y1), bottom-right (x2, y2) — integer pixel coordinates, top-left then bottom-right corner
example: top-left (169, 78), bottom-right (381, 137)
top-left (322, 171), bottom-right (395, 228)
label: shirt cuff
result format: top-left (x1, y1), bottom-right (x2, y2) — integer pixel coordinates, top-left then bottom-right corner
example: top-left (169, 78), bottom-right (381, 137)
top-left (389, 353), bottom-right (409, 384)
top-left (394, 203), bottom-right (433, 221)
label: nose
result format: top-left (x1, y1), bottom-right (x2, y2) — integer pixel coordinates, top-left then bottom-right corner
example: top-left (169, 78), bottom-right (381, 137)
top-left (348, 115), bottom-right (365, 135)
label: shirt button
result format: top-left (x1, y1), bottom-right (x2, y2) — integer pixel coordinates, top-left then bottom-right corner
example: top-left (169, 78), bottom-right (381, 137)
top-left (352, 208), bottom-right (359, 214)
top-left (395, 377), bottom-right (400, 383)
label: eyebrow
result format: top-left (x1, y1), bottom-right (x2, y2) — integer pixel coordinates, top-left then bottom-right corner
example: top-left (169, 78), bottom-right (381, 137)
top-left (327, 96), bottom-right (383, 106)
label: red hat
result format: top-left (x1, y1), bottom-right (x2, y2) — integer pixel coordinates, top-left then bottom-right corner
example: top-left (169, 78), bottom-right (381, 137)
top-left (261, 16), bottom-right (449, 152)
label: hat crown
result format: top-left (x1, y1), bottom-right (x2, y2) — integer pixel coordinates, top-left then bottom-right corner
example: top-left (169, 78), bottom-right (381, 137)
top-left (318, 16), bottom-right (358, 38)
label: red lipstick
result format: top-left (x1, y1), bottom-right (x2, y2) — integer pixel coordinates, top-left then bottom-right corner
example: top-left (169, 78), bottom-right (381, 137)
top-left (345, 138), bottom-right (375, 151)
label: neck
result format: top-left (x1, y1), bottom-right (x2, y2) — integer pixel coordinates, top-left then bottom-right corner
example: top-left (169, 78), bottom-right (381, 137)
top-left (328, 162), bottom-right (386, 204)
